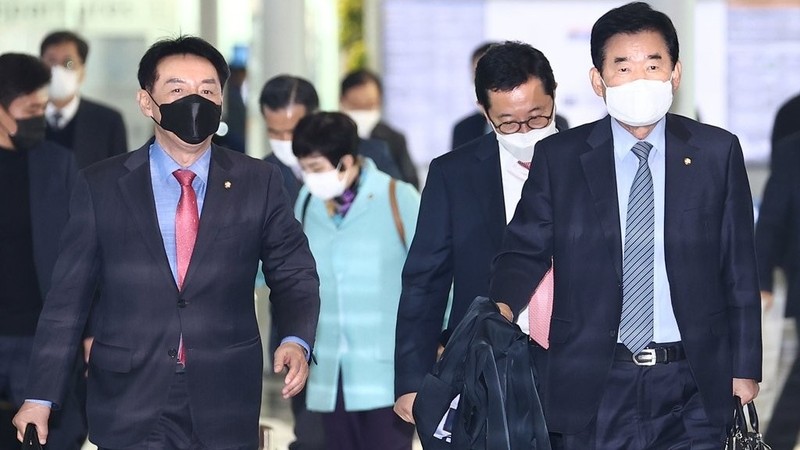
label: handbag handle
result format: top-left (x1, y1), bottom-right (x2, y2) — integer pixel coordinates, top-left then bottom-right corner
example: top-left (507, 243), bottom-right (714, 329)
top-left (22, 423), bottom-right (43, 450)
top-left (732, 395), bottom-right (761, 435)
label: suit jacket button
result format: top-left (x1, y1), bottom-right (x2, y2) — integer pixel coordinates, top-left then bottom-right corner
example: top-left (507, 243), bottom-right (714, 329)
top-left (168, 348), bottom-right (178, 358)
top-left (609, 330), bottom-right (617, 337)
top-left (177, 298), bottom-right (187, 308)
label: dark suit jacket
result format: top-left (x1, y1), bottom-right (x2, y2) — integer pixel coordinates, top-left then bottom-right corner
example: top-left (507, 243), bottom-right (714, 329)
top-left (49, 98), bottom-right (128, 169)
top-left (450, 111), bottom-right (570, 151)
top-left (395, 132), bottom-right (506, 397)
top-left (265, 138), bottom-right (402, 204)
top-left (490, 114), bottom-right (762, 432)
top-left (26, 141), bottom-right (320, 449)
top-left (371, 121), bottom-right (419, 188)
top-left (28, 141), bottom-right (77, 309)
top-left (757, 131), bottom-right (800, 318)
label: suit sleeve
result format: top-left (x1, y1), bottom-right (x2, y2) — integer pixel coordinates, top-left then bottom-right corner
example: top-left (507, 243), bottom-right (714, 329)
top-left (395, 159), bottom-right (453, 397)
top-left (260, 166), bottom-right (320, 349)
top-left (489, 143), bottom-right (553, 314)
top-left (755, 142), bottom-right (795, 292)
top-left (721, 136), bottom-right (762, 380)
top-left (26, 171), bottom-right (100, 406)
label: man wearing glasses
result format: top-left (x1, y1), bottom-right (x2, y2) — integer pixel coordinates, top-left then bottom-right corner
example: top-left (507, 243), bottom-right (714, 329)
top-left (394, 41), bottom-right (560, 422)
top-left (40, 31), bottom-right (128, 169)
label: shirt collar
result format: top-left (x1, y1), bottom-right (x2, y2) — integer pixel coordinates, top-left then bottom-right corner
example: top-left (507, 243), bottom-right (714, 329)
top-left (46, 95), bottom-right (81, 123)
top-left (611, 116), bottom-right (666, 161)
top-left (149, 139), bottom-right (212, 185)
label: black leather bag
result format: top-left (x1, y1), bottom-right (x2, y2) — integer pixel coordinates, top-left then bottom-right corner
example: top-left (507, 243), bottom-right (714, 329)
top-left (21, 423), bottom-right (43, 450)
top-left (725, 396), bottom-right (771, 450)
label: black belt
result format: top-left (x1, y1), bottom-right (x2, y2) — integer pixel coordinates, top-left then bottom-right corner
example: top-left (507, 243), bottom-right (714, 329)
top-left (614, 343), bottom-right (685, 366)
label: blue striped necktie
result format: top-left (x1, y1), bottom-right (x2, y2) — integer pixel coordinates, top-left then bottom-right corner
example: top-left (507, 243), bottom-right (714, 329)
top-left (620, 141), bottom-right (654, 354)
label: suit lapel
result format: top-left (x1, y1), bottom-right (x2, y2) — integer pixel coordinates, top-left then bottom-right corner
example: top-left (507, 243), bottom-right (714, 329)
top-left (181, 146), bottom-right (235, 289)
top-left (469, 136), bottom-right (505, 248)
top-left (580, 117), bottom-right (623, 282)
top-left (663, 115), bottom-right (700, 259)
top-left (118, 144), bottom-right (176, 289)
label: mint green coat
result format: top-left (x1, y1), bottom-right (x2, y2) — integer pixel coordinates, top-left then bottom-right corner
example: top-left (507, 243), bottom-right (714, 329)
top-left (297, 159), bottom-right (420, 412)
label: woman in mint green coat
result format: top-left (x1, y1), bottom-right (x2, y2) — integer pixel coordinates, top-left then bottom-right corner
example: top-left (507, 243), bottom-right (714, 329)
top-left (292, 112), bottom-right (420, 450)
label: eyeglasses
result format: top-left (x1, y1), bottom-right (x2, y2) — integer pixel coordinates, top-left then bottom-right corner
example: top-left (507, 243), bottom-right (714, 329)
top-left (489, 107), bottom-right (554, 135)
top-left (52, 58), bottom-right (78, 70)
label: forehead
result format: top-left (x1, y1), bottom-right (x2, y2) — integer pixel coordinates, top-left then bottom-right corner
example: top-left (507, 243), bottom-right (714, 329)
top-left (487, 77), bottom-right (550, 111)
top-left (42, 41), bottom-right (80, 61)
top-left (343, 81), bottom-right (380, 101)
top-left (264, 105), bottom-right (308, 127)
top-left (603, 30), bottom-right (672, 65)
top-left (154, 53), bottom-right (219, 86)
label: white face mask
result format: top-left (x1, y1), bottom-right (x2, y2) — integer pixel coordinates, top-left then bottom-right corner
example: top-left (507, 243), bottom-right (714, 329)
top-left (269, 139), bottom-right (299, 170)
top-left (603, 77), bottom-right (673, 127)
top-left (492, 115), bottom-right (559, 163)
top-left (302, 165), bottom-right (347, 200)
top-left (344, 109), bottom-right (381, 139)
top-left (49, 66), bottom-right (80, 102)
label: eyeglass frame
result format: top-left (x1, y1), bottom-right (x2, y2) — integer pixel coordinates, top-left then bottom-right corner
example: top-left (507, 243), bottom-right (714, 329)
top-left (488, 105), bottom-right (555, 135)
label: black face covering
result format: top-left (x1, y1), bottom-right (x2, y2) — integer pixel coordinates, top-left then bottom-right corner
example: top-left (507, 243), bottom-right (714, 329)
top-left (150, 93), bottom-right (221, 145)
top-left (10, 116), bottom-right (46, 150)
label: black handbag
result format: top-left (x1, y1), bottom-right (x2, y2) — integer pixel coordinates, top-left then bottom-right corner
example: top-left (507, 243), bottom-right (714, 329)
top-left (21, 423), bottom-right (43, 450)
top-left (725, 396), bottom-right (771, 450)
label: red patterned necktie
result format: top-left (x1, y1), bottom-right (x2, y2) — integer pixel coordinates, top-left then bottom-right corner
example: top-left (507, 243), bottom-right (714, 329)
top-left (529, 266), bottom-right (554, 349)
top-left (517, 160), bottom-right (531, 170)
top-left (173, 169), bottom-right (198, 365)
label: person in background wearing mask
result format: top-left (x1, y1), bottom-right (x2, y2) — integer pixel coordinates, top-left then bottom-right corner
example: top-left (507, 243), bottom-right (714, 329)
top-left (13, 36), bottom-right (320, 450)
top-left (260, 74), bottom-right (403, 205)
top-left (0, 53), bottom-right (80, 450)
top-left (394, 41), bottom-right (560, 423)
top-left (40, 31), bottom-right (128, 168)
top-left (339, 69), bottom-right (418, 189)
top-left (489, 3), bottom-right (761, 448)
top-left (450, 42), bottom-right (570, 151)
top-left (294, 111), bottom-right (419, 450)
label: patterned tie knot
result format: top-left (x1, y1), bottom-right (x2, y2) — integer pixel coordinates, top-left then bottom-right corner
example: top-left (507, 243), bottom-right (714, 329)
top-left (631, 141), bottom-right (653, 163)
top-left (518, 161), bottom-right (531, 170)
top-left (173, 169), bottom-right (196, 187)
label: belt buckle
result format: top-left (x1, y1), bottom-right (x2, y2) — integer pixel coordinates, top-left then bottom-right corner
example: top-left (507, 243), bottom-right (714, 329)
top-left (632, 348), bottom-right (657, 366)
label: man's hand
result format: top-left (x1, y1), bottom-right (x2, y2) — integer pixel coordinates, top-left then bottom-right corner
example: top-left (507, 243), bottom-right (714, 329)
top-left (394, 392), bottom-right (417, 424)
top-left (12, 401), bottom-right (51, 445)
top-left (761, 290), bottom-right (774, 311)
top-left (733, 378), bottom-right (759, 405)
top-left (496, 302), bottom-right (514, 322)
top-left (273, 342), bottom-right (309, 399)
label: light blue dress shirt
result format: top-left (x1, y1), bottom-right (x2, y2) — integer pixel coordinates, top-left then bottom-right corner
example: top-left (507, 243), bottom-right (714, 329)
top-left (612, 117), bottom-right (682, 344)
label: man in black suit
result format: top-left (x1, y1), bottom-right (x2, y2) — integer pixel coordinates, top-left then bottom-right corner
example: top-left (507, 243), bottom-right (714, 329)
top-left (393, 41), bottom-right (561, 422)
top-left (756, 130), bottom-right (800, 450)
top-left (339, 69), bottom-right (419, 188)
top-left (490, 3), bottom-right (761, 448)
top-left (14, 36), bottom-right (320, 450)
top-left (770, 93), bottom-right (800, 167)
top-left (451, 42), bottom-right (570, 151)
top-left (0, 53), bottom-right (82, 450)
top-left (40, 30), bottom-right (128, 168)
top-left (260, 74), bottom-right (401, 203)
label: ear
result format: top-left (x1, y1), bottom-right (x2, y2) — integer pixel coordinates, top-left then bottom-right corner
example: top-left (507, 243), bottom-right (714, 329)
top-left (137, 89), bottom-right (156, 119)
top-left (671, 61), bottom-right (682, 92)
top-left (340, 154), bottom-right (356, 170)
top-left (589, 67), bottom-right (605, 98)
top-left (0, 104), bottom-right (17, 136)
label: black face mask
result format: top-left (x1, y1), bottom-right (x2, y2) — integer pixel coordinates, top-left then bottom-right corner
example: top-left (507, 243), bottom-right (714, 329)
top-left (11, 116), bottom-right (46, 150)
top-left (150, 93), bottom-right (221, 145)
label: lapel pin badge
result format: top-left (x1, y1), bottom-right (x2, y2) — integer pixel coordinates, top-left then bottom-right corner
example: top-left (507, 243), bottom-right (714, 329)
top-left (224, 181), bottom-right (232, 189)
top-left (684, 157), bottom-right (692, 166)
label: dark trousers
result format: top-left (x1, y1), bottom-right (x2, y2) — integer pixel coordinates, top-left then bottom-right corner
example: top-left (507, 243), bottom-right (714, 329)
top-left (101, 372), bottom-right (209, 450)
top-left (764, 317), bottom-right (800, 450)
top-left (319, 376), bottom-right (414, 450)
top-left (289, 386), bottom-right (325, 450)
top-left (551, 358), bottom-right (725, 450)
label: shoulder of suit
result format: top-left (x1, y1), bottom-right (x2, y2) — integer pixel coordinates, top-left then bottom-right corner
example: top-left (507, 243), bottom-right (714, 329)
top-left (78, 97), bottom-right (125, 120)
top-left (435, 132), bottom-right (498, 166)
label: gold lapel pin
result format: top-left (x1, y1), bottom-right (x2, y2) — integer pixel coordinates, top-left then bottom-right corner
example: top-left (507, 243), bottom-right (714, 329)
top-left (684, 157), bottom-right (692, 166)
top-left (224, 181), bottom-right (232, 189)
